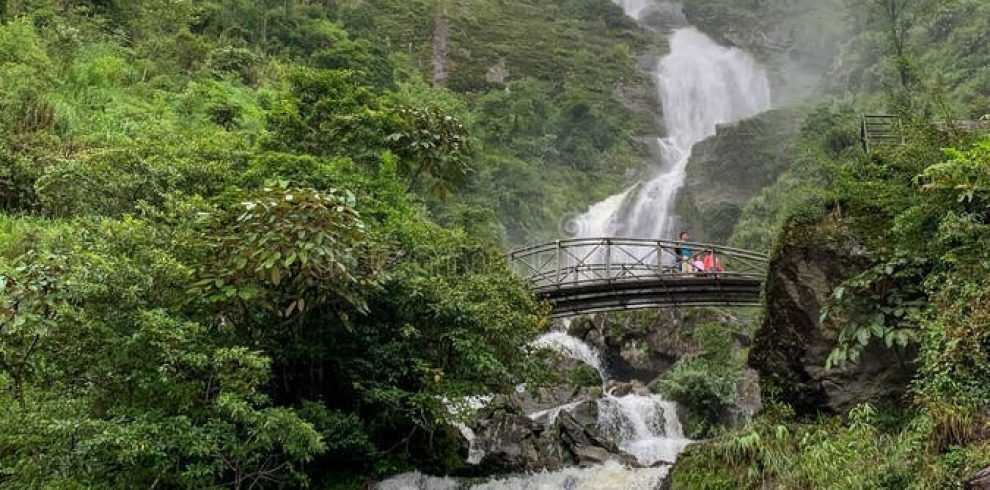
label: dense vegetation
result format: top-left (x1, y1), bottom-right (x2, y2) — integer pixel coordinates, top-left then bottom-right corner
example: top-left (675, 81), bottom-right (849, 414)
top-left (0, 0), bottom-right (659, 487)
top-left (2, 0), bottom-right (988, 487)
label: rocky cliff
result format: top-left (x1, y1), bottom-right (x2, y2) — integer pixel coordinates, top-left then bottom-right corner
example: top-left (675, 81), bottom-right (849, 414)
top-left (749, 215), bottom-right (915, 415)
top-left (675, 109), bottom-right (803, 243)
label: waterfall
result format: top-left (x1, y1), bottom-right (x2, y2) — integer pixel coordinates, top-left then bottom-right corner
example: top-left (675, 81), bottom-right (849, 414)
top-left (531, 332), bottom-right (607, 382)
top-left (574, 17), bottom-right (772, 240)
top-left (613, 0), bottom-right (653, 19)
top-left (598, 395), bottom-right (690, 466)
top-left (530, 332), bottom-right (689, 467)
top-left (380, 3), bottom-right (771, 488)
top-left (384, 332), bottom-right (680, 488)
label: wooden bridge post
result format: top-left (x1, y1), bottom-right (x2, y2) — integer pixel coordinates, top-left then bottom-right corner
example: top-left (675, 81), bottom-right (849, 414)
top-left (656, 241), bottom-right (662, 274)
top-left (555, 240), bottom-right (562, 286)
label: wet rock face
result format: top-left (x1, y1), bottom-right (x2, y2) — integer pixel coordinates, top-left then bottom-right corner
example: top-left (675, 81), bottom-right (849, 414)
top-left (470, 403), bottom-right (568, 473)
top-left (510, 385), bottom-right (592, 415)
top-left (749, 217), bottom-right (915, 415)
top-left (675, 109), bottom-right (803, 244)
top-left (681, 5), bottom-right (794, 58)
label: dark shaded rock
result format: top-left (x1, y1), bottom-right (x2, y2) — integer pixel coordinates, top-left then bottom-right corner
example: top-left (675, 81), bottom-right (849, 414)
top-left (607, 380), bottom-right (651, 397)
top-left (571, 445), bottom-right (638, 467)
top-left (470, 398), bottom-right (641, 474)
top-left (472, 408), bottom-right (572, 473)
top-left (682, 4), bottom-right (794, 58)
top-left (510, 385), bottom-right (590, 415)
top-left (556, 410), bottom-right (597, 448)
top-left (749, 216), bottom-right (915, 415)
top-left (556, 410), bottom-right (641, 467)
top-left (569, 308), bottom-right (747, 383)
top-left (568, 400), bottom-right (599, 429)
top-left (967, 467), bottom-right (990, 489)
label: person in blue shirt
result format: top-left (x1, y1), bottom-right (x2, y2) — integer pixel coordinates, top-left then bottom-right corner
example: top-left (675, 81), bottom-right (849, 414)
top-left (676, 230), bottom-right (693, 273)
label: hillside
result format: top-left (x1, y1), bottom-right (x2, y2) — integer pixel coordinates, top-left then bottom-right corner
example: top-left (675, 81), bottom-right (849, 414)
top-left (2, 0), bottom-right (989, 488)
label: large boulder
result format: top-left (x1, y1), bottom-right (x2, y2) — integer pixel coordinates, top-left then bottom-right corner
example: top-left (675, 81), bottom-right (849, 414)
top-left (468, 398), bottom-right (640, 474)
top-left (471, 403), bottom-right (572, 473)
top-left (510, 385), bottom-right (594, 415)
top-left (749, 216), bottom-right (915, 415)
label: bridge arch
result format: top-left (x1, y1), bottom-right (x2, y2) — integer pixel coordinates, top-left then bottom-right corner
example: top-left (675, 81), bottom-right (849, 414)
top-left (509, 238), bottom-right (768, 317)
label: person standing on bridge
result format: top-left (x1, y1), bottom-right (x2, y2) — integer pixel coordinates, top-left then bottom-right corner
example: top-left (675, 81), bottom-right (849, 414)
top-left (676, 230), bottom-right (694, 273)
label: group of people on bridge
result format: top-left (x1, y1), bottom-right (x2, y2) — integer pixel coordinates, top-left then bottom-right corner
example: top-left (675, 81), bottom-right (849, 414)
top-left (674, 230), bottom-right (724, 274)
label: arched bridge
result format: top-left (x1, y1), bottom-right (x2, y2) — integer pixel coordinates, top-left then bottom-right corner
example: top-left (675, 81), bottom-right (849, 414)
top-left (509, 238), bottom-right (769, 317)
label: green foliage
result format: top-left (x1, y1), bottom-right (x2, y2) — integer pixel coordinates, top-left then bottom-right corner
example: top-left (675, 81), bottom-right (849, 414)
top-left (707, 1), bottom-right (990, 482)
top-left (655, 322), bottom-right (745, 438)
top-left (194, 183), bottom-right (382, 322)
top-left (0, 1), bottom-right (596, 485)
top-left (266, 67), bottom-right (385, 161)
top-left (0, 146), bottom-right (38, 211)
top-left (670, 403), bottom-right (985, 490)
top-left (822, 252), bottom-right (928, 369)
top-left (920, 140), bottom-right (990, 205)
top-left (0, 218), bottom-right (323, 488)
top-left (729, 105), bottom-right (857, 251)
top-left (35, 148), bottom-right (231, 217)
top-left (387, 106), bottom-right (472, 196)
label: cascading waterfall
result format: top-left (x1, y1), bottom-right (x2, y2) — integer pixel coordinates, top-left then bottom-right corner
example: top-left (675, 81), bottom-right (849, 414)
top-left (378, 3), bottom-right (772, 488)
top-left (598, 395), bottom-right (689, 466)
top-left (529, 332), bottom-right (689, 467)
top-left (574, 10), bottom-right (772, 240)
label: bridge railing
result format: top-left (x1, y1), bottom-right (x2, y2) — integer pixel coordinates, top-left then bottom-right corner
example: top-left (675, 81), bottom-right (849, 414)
top-left (508, 238), bottom-right (768, 292)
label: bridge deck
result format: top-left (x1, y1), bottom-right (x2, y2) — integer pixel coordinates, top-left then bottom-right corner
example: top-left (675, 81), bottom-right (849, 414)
top-left (510, 238), bottom-right (768, 317)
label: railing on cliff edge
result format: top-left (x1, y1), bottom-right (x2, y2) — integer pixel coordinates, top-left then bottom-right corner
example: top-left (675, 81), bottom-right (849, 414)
top-left (860, 114), bottom-right (990, 153)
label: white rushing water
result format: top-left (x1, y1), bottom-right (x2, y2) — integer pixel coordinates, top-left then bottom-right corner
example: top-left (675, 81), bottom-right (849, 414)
top-left (378, 461), bottom-right (668, 490)
top-left (598, 395), bottom-right (690, 466)
top-left (612, 0), bottom-right (653, 19)
top-left (573, 22), bottom-right (771, 240)
top-left (472, 461), bottom-right (669, 490)
top-left (530, 332), bottom-right (607, 382)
